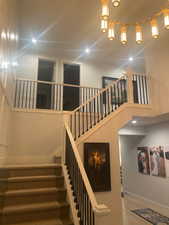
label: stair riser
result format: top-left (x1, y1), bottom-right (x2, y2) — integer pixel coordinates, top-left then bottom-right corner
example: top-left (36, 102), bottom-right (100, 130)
top-left (8, 168), bottom-right (62, 177)
top-left (7, 179), bottom-right (64, 191)
top-left (4, 191), bottom-right (66, 207)
top-left (2, 206), bottom-right (70, 224)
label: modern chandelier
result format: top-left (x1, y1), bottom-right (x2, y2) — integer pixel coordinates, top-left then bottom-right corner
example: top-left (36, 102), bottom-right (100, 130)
top-left (100, 0), bottom-right (169, 45)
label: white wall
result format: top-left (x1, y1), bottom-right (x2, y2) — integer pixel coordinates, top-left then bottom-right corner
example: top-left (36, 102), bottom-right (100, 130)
top-left (8, 111), bottom-right (68, 165)
top-left (0, 0), bottom-right (18, 166)
top-left (16, 54), bottom-right (123, 88)
top-left (120, 121), bottom-right (169, 207)
top-left (145, 33), bottom-right (169, 115)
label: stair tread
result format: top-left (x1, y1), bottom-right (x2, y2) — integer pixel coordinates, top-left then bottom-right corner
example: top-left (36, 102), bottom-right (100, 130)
top-left (3, 201), bottom-right (69, 214)
top-left (8, 175), bottom-right (63, 182)
top-left (2, 164), bottom-right (62, 170)
top-left (5, 187), bottom-right (66, 196)
top-left (9, 218), bottom-right (73, 225)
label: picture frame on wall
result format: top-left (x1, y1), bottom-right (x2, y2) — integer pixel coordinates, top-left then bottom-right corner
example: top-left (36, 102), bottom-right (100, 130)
top-left (102, 76), bottom-right (127, 104)
top-left (84, 143), bottom-right (111, 192)
top-left (137, 147), bottom-right (150, 175)
top-left (102, 76), bottom-right (117, 89)
top-left (150, 146), bottom-right (166, 178)
top-left (165, 146), bottom-right (169, 178)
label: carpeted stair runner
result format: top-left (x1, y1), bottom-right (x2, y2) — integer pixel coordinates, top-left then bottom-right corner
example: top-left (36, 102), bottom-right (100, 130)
top-left (0, 164), bottom-right (74, 225)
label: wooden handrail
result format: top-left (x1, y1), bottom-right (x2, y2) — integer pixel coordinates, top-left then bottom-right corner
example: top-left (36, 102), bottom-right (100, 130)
top-left (71, 74), bottom-right (127, 114)
top-left (64, 120), bottom-right (110, 215)
top-left (16, 78), bottom-right (102, 90)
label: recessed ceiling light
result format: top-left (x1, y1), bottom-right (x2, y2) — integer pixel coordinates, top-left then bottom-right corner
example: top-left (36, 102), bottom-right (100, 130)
top-left (132, 120), bottom-right (137, 124)
top-left (129, 57), bottom-right (133, 61)
top-left (10, 33), bottom-right (15, 40)
top-left (85, 48), bottom-right (90, 54)
top-left (32, 38), bottom-right (37, 44)
top-left (1, 61), bottom-right (9, 69)
top-left (12, 61), bottom-right (18, 67)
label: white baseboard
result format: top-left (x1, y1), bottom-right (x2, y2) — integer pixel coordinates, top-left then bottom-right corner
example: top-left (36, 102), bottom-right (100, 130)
top-left (125, 191), bottom-right (169, 211)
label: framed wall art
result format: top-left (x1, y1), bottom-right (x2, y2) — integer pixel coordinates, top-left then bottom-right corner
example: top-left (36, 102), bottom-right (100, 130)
top-left (150, 146), bottom-right (166, 178)
top-left (137, 147), bottom-right (150, 175)
top-left (84, 143), bottom-right (111, 192)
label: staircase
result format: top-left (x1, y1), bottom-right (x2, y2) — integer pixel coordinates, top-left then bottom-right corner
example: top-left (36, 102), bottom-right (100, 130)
top-left (1, 164), bottom-right (74, 225)
top-left (69, 74), bottom-right (149, 141)
top-left (63, 73), bottom-right (151, 225)
top-left (5, 72), bottom-right (151, 225)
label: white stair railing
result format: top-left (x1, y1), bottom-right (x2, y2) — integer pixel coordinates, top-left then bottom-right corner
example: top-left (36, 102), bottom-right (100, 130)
top-left (14, 78), bottom-right (101, 111)
top-left (69, 72), bottom-right (150, 140)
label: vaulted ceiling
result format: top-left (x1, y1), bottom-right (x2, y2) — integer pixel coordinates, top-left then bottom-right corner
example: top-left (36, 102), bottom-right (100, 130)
top-left (18, 0), bottom-right (169, 71)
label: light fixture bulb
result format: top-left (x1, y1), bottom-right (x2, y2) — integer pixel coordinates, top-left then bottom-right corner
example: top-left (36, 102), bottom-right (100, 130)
top-left (101, 18), bottom-right (108, 32)
top-left (120, 26), bottom-right (127, 45)
top-left (132, 120), bottom-right (137, 124)
top-left (1, 61), bottom-right (9, 69)
top-left (12, 61), bottom-right (18, 67)
top-left (108, 21), bottom-right (115, 40)
top-left (10, 33), bottom-right (15, 41)
top-left (32, 38), bottom-right (37, 44)
top-left (100, 0), bottom-right (109, 19)
top-left (101, 5), bottom-right (109, 20)
top-left (112, 0), bottom-right (120, 7)
top-left (129, 57), bottom-right (133, 62)
top-left (85, 48), bottom-right (90, 54)
top-left (136, 25), bottom-right (143, 44)
top-left (151, 19), bottom-right (159, 39)
top-left (163, 9), bottom-right (169, 29)
top-left (1, 31), bottom-right (6, 40)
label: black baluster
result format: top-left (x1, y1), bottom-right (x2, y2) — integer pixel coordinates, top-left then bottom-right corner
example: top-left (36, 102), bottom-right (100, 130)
top-left (78, 109), bottom-right (81, 138)
top-left (117, 81), bottom-right (120, 107)
top-left (70, 114), bottom-right (72, 132)
top-left (82, 106), bottom-right (85, 135)
top-left (86, 103), bottom-right (88, 132)
top-left (120, 79), bottom-right (123, 104)
top-left (89, 102), bottom-right (92, 128)
top-left (97, 95), bottom-right (99, 123)
top-left (60, 84), bottom-right (62, 110)
top-left (74, 112), bottom-right (76, 140)
top-left (113, 84), bottom-right (116, 110)
top-left (110, 86), bottom-right (114, 112)
top-left (124, 78), bottom-right (127, 103)
top-left (93, 98), bottom-right (96, 125)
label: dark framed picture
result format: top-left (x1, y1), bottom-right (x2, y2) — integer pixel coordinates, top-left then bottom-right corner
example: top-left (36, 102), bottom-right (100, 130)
top-left (102, 76), bottom-right (127, 104)
top-left (84, 143), bottom-right (111, 192)
top-left (102, 76), bottom-right (117, 89)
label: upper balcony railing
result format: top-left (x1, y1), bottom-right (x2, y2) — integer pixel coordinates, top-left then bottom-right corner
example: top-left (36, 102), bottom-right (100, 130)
top-left (14, 78), bottom-right (101, 111)
top-left (14, 73), bottom-right (150, 113)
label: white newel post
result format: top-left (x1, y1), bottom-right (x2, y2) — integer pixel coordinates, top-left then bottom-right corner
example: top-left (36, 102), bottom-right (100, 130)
top-left (126, 69), bottom-right (134, 104)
